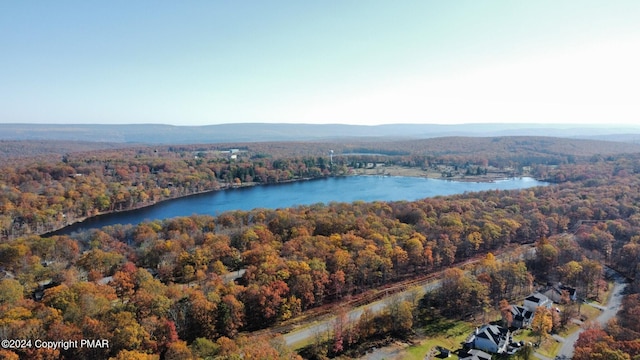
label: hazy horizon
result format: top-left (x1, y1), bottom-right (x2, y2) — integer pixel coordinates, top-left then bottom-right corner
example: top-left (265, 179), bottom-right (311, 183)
top-left (2, 1), bottom-right (639, 127)
top-left (2, 121), bottom-right (639, 129)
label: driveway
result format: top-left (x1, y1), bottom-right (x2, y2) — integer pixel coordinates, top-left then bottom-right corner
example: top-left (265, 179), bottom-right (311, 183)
top-left (554, 268), bottom-right (628, 359)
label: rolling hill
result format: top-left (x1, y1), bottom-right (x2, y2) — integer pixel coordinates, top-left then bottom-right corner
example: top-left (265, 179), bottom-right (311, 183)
top-left (2, 122), bottom-right (640, 144)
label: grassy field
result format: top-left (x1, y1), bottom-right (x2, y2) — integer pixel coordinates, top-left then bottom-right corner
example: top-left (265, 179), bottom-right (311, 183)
top-left (400, 318), bottom-right (475, 360)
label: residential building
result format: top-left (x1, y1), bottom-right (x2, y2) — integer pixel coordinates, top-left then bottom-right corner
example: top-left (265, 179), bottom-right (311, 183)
top-left (510, 305), bottom-right (534, 329)
top-left (543, 283), bottom-right (577, 304)
top-left (523, 292), bottom-right (552, 312)
top-left (466, 324), bottom-right (510, 354)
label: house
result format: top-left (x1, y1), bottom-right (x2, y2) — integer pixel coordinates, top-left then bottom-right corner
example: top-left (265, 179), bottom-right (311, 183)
top-left (466, 324), bottom-right (510, 354)
top-left (459, 348), bottom-right (492, 360)
top-left (543, 283), bottom-right (577, 304)
top-left (523, 292), bottom-right (552, 312)
top-left (510, 305), bottom-right (534, 329)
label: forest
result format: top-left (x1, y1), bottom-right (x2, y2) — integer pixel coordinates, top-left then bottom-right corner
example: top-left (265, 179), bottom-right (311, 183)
top-left (1, 137), bottom-right (640, 359)
top-left (3, 136), bottom-right (639, 240)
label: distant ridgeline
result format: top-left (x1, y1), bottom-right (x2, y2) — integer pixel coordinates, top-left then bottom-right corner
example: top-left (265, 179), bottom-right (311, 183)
top-left (2, 123), bottom-right (640, 144)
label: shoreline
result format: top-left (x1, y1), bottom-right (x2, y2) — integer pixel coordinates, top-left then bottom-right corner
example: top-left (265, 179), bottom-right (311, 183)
top-left (351, 165), bottom-right (523, 182)
top-left (40, 177), bottom-right (319, 237)
top-left (40, 167), bottom-right (535, 237)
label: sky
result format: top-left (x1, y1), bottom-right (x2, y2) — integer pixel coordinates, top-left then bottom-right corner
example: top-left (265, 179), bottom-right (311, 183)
top-left (1, 1), bottom-right (639, 127)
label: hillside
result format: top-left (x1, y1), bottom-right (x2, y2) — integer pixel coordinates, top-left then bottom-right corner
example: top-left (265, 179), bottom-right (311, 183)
top-left (0, 140), bottom-right (140, 161)
top-left (2, 123), bottom-right (640, 144)
top-left (391, 136), bottom-right (640, 158)
top-left (165, 136), bottom-right (640, 160)
top-left (3, 136), bottom-right (640, 166)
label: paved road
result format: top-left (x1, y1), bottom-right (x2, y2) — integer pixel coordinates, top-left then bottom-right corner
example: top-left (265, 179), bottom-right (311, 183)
top-left (282, 282), bottom-right (440, 347)
top-left (554, 268), bottom-right (628, 359)
top-left (534, 353), bottom-right (553, 360)
top-left (282, 245), bottom-right (533, 348)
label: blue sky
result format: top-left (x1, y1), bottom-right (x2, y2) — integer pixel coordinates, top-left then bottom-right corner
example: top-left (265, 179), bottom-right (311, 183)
top-left (1, 1), bottom-right (639, 126)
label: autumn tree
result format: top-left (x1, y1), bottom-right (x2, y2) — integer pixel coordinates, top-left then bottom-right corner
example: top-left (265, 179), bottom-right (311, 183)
top-left (163, 340), bottom-right (194, 360)
top-left (387, 297), bottom-right (414, 336)
top-left (217, 294), bottom-right (244, 338)
top-left (109, 349), bottom-right (160, 360)
top-left (580, 259), bottom-right (603, 300)
top-left (499, 299), bottom-right (513, 328)
top-left (0, 279), bottom-right (24, 306)
top-left (423, 268), bottom-right (489, 319)
top-left (531, 307), bottom-right (553, 343)
top-left (572, 327), bottom-right (626, 360)
top-left (189, 338), bottom-right (219, 359)
top-left (331, 308), bottom-right (347, 355)
top-left (532, 238), bottom-right (558, 281)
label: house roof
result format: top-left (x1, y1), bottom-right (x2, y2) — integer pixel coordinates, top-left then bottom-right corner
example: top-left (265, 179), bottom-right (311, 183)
top-left (525, 292), bottom-right (550, 304)
top-left (511, 305), bottom-right (533, 320)
top-left (459, 348), bottom-right (492, 360)
top-left (544, 283), bottom-right (577, 297)
top-left (474, 324), bottom-right (509, 350)
top-left (560, 284), bottom-right (577, 295)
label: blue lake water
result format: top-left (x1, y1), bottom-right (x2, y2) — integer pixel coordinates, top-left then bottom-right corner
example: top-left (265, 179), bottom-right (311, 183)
top-left (54, 176), bottom-right (547, 234)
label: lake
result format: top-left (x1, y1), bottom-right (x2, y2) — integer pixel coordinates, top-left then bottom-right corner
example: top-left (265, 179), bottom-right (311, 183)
top-left (53, 176), bottom-right (548, 234)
